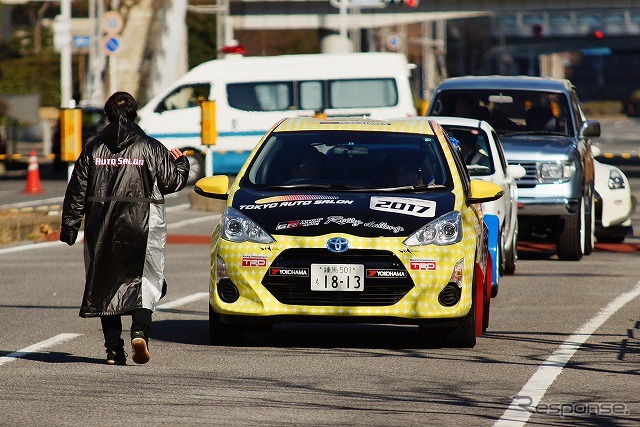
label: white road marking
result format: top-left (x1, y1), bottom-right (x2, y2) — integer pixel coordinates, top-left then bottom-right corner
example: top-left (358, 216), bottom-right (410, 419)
top-left (494, 280), bottom-right (640, 426)
top-left (1, 293), bottom-right (209, 367)
top-left (0, 196), bottom-right (64, 211)
top-left (157, 292), bottom-right (209, 311)
top-left (0, 333), bottom-right (82, 366)
top-left (167, 215), bottom-right (219, 230)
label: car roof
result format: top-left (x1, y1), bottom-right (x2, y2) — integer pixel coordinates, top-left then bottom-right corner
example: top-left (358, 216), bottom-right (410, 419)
top-left (271, 117), bottom-right (438, 135)
top-left (434, 75), bottom-right (573, 92)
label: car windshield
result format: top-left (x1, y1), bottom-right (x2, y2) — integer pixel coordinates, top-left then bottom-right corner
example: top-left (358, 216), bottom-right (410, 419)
top-left (242, 130), bottom-right (450, 190)
top-left (430, 90), bottom-right (573, 137)
top-left (441, 125), bottom-right (495, 176)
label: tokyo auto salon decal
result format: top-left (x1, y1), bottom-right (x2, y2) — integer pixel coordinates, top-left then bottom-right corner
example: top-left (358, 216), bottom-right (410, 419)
top-left (366, 269), bottom-right (408, 278)
top-left (409, 259), bottom-right (437, 271)
top-left (95, 157), bottom-right (145, 166)
top-left (240, 195), bottom-right (353, 210)
top-left (241, 255), bottom-right (268, 267)
top-left (370, 196), bottom-right (436, 218)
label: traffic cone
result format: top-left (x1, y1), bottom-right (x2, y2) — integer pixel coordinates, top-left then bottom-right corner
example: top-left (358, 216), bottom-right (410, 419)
top-left (23, 150), bottom-right (43, 194)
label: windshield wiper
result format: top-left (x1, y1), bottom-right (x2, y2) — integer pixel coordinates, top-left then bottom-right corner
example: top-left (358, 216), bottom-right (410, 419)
top-left (373, 184), bottom-right (446, 192)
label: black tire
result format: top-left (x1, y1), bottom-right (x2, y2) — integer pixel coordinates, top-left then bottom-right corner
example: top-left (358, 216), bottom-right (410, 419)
top-left (503, 230), bottom-right (517, 275)
top-left (185, 150), bottom-right (205, 185)
top-left (556, 198), bottom-right (584, 261)
top-left (584, 194), bottom-right (595, 255)
top-left (443, 292), bottom-right (477, 348)
top-left (209, 305), bottom-right (243, 345)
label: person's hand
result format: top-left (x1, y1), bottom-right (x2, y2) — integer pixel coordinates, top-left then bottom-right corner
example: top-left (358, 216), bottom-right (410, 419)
top-left (59, 229), bottom-right (77, 246)
top-left (169, 148), bottom-right (184, 160)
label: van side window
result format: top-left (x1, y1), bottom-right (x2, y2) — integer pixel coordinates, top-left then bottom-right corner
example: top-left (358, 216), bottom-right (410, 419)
top-left (228, 82), bottom-right (293, 111)
top-left (156, 83), bottom-right (210, 113)
top-left (329, 79), bottom-right (398, 108)
top-left (299, 81), bottom-right (323, 111)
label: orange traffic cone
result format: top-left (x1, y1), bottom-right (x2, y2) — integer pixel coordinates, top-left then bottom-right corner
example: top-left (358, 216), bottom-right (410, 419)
top-left (23, 150), bottom-right (43, 194)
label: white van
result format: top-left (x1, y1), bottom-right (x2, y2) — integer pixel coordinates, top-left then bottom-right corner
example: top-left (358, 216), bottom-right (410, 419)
top-left (137, 52), bottom-right (417, 182)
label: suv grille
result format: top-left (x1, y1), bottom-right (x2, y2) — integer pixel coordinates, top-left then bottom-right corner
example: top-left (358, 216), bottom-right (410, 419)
top-left (262, 249), bottom-right (414, 306)
top-left (511, 161), bottom-right (538, 187)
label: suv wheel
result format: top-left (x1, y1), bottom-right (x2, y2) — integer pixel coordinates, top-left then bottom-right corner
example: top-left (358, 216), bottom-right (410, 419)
top-left (583, 194), bottom-right (595, 255)
top-left (556, 197), bottom-right (585, 261)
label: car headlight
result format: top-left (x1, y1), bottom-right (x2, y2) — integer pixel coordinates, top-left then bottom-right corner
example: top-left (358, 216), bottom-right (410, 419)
top-left (403, 211), bottom-right (462, 246)
top-left (539, 161), bottom-right (575, 182)
top-left (608, 169), bottom-right (626, 190)
top-left (221, 207), bottom-right (275, 243)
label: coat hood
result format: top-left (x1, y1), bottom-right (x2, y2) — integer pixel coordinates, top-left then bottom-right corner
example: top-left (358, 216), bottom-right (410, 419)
top-left (98, 117), bottom-right (146, 151)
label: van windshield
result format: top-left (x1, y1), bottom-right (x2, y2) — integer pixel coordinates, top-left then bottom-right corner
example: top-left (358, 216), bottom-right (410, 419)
top-left (242, 131), bottom-right (450, 191)
top-left (430, 90), bottom-right (574, 137)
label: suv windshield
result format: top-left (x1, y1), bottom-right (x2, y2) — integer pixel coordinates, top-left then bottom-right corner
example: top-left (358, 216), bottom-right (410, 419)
top-left (430, 90), bottom-right (573, 137)
top-left (242, 131), bottom-right (450, 190)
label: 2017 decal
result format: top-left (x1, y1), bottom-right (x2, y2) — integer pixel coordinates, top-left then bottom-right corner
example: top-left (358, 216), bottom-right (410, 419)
top-left (370, 196), bottom-right (436, 218)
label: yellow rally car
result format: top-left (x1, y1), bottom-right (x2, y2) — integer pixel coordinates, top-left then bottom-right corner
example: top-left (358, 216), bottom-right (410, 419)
top-left (195, 117), bottom-right (503, 348)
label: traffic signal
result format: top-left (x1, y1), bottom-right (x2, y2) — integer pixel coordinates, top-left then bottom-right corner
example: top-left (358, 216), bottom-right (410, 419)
top-left (404, 0), bottom-right (419, 6)
top-left (592, 29), bottom-right (604, 39)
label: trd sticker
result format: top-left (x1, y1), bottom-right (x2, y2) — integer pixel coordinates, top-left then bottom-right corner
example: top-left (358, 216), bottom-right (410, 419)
top-left (269, 268), bottom-right (309, 277)
top-left (276, 218), bottom-right (323, 230)
top-left (366, 269), bottom-right (408, 278)
top-left (409, 259), bottom-right (437, 271)
top-left (370, 196), bottom-right (436, 218)
top-left (241, 255), bottom-right (268, 267)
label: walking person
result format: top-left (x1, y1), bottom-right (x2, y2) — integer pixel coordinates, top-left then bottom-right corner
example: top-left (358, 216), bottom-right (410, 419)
top-left (60, 92), bottom-right (190, 365)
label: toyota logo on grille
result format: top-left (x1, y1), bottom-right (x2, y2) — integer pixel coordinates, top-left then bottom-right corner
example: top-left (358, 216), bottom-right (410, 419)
top-left (326, 237), bottom-right (350, 253)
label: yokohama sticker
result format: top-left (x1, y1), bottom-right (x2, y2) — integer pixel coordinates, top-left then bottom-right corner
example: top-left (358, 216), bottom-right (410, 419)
top-left (366, 269), bottom-right (408, 278)
top-left (269, 268), bottom-right (309, 277)
top-left (409, 259), bottom-right (437, 271)
top-left (241, 255), bottom-right (268, 267)
top-left (370, 196), bottom-right (436, 218)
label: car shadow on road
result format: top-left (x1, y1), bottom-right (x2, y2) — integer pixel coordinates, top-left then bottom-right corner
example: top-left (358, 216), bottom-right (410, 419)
top-left (151, 318), bottom-right (457, 350)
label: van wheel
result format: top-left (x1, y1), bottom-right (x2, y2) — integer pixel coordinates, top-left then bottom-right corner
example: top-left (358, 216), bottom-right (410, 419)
top-left (185, 150), bottom-right (205, 185)
top-left (556, 197), bottom-right (585, 261)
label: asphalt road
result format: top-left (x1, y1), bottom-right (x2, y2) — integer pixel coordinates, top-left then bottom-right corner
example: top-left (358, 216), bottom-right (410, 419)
top-left (1, 117), bottom-right (640, 426)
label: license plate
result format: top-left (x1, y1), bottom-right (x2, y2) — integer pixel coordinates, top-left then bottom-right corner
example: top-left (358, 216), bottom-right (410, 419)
top-left (310, 264), bottom-right (365, 291)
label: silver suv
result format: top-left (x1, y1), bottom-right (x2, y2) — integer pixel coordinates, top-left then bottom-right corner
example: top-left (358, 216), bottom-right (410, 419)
top-left (427, 76), bottom-right (600, 261)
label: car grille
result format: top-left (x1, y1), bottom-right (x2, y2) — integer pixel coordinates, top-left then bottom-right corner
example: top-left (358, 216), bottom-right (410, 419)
top-left (511, 161), bottom-right (539, 187)
top-left (262, 249), bottom-right (414, 306)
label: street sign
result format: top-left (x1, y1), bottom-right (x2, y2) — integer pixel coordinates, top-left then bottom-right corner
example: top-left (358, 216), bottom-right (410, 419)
top-left (102, 10), bottom-right (123, 34)
top-left (72, 35), bottom-right (90, 49)
top-left (102, 35), bottom-right (121, 55)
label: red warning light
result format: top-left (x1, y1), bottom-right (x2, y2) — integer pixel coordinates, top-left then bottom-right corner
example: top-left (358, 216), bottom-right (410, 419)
top-left (593, 29), bottom-right (604, 39)
top-left (220, 44), bottom-right (246, 55)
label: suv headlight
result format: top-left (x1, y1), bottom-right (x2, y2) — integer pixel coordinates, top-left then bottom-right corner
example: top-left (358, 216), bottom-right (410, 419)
top-left (403, 211), bottom-right (462, 246)
top-left (539, 160), bottom-right (575, 182)
top-left (608, 169), bottom-right (626, 190)
top-left (221, 207), bottom-right (275, 243)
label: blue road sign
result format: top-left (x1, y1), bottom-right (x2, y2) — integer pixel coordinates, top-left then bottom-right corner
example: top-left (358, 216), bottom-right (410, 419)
top-left (103, 36), bottom-right (121, 55)
top-left (72, 35), bottom-right (90, 48)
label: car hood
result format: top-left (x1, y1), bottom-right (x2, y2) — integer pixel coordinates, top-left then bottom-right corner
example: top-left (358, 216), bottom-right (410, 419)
top-left (499, 135), bottom-right (578, 161)
top-left (231, 188), bottom-right (457, 238)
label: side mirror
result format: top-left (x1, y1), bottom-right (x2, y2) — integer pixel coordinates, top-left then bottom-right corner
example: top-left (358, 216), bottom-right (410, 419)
top-left (468, 180), bottom-right (504, 204)
top-left (506, 164), bottom-right (526, 180)
top-left (194, 175), bottom-right (229, 200)
top-left (581, 120), bottom-right (601, 138)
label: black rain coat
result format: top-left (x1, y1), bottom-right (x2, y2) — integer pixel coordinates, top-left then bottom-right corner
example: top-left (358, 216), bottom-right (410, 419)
top-left (61, 118), bottom-right (189, 317)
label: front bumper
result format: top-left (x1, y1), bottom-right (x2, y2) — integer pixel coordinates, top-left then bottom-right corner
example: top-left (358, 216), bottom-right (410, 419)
top-left (210, 234), bottom-right (478, 322)
top-left (516, 197), bottom-right (580, 216)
